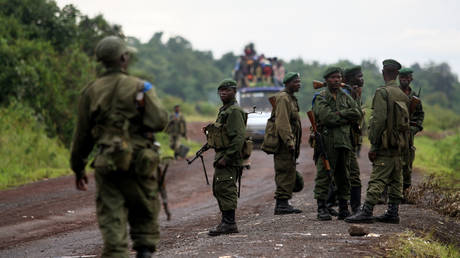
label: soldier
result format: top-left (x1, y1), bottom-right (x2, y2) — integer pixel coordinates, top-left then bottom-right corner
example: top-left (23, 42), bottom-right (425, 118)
top-left (399, 67), bottom-right (424, 202)
top-left (313, 67), bottom-right (361, 220)
top-left (272, 72), bottom-right (303, 215)
top-left (166, 104), bottom-right (187, 159)
top-left (208, 79), bottom-right (247, 236)
top-left (346, 59), bottom-right (410, 224)
top-left (70, 36), bottom-right (168, 258)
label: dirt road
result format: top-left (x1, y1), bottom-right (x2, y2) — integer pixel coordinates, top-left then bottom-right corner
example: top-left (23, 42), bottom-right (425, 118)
top-left (1, 122), bottom-right (459, 257)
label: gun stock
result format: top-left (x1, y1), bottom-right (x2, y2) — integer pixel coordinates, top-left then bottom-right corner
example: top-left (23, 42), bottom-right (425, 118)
top-left (312, 80), bottom-right (346, 89)
top-left (306, 111), bottom-right (331, 172)
top-left (409, 96), bottom-right (421, 114)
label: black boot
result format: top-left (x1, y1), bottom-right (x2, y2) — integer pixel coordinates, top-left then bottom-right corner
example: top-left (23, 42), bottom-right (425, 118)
top-left (208, 210), bottom-right (239, 236)
top-left (337, 199), bottom-right (351, 220)
top-left (327, 205), bottom-right (339, 217)
top-left (274, 199), bottom-right (302, 215)
top-left (317, 199), bottom-right (332, 221)
top-left (375, 203), bottom-right (400, 224)
top-left (350, 186), bottom-right (362, 214)
top-left (344, 202), bottom-right (374, 223)
top-left (136, 247), bottom-right (154, 258)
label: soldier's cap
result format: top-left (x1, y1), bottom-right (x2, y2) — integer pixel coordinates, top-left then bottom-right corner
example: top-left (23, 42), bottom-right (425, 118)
top-left (399, 67), bottom-right (414, 76)
top-left (95, 36), bottom-right (137, 62)
top-left (323, 66), bottom-right (343, 79)
top-left (283, 72), bottom-right (300, 84)
top-left (344, 65), bottom-right (362, 77)
top-left (217, 79), bottom-right (237, 90)
top-left (382, 59), bottom-right (402, 70)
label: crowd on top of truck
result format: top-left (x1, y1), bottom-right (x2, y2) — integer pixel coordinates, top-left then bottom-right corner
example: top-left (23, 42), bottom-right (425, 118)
top-left (233, 43), bottom-right (285, 88)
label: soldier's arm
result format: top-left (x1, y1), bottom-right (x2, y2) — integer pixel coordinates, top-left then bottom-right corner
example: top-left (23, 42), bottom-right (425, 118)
top-left (275, 96), bottom-right (294, 148)
top-left (223, 109), bottom-right (246, 163)
top-left (313, 95), bottom-right (348, 127)
top-left (338, 95), bottom-right (361, 121)
top-left (368, 89), bottom-right (387, 148)
top-left (411, 101), bottom-right (424, 134)
top-left (143, 85), bottom-right (168, 132)
top-left (70, 90), bottom-right (95, 178)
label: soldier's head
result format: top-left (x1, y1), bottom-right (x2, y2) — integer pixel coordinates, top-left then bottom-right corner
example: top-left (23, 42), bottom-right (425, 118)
top-left (174, 105), bottom-right (180, 113)
top-left (399, 68), bottom-right (413, 88)
top-left (283, 72), bottom-right (301, 93)
top-left (382, 59), bottom-right (401, 82)
top-left (323, 67), bottom-right (343, 91)
top-left (344, 66), bottom-right (363, 87)
top-left (95, 36), bottom-right (137, 70)
top-left (217, 79), bottom-right (237, 104)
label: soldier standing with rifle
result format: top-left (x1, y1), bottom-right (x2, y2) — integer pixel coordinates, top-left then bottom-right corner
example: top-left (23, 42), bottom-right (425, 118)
top-left (207, 79), bottom-right (247, 236)
top-left (312, 67), bottom-right (361, 221)
top-left (346, 59), bottom-right (410, 224)
top-left (70, 36), bottom-right (168, 258)
top-left (399, 67), bottom-right (424, 203)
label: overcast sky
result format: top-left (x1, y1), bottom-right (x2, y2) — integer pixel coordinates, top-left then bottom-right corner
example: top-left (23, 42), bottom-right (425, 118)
top-left (57, 0), bottom-right (460, 76)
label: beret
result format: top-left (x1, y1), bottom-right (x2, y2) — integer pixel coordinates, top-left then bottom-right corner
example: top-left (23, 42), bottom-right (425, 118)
top-left (344, 65), bottom-right (362, 77)
top-left (382, 59), bottom-right (402, 70)
top-left (399, 67), bottom-right (414, 76)
top-left (283, 72), bottom-right (300, 84)
top-left (323, 66), bottom-right (343, 79)
top-left (217, 79), bottom-right (237, 90)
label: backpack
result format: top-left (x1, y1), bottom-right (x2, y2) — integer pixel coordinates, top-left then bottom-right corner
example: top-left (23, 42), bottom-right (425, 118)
top-left (382, 87), bottom-right (410, 151)
top-left (261, 97), bottom-right (279, 154)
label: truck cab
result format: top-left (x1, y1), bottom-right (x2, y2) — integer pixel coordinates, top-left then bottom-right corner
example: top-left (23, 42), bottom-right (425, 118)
top-left (236, 86), bottom-right (283, 143)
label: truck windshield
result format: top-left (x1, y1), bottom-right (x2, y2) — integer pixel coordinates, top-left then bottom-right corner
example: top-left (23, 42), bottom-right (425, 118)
top-left (239, 91), bottom-right (277, 112)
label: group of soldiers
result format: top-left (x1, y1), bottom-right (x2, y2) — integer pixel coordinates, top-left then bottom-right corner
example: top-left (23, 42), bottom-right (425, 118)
top-left (69, 36), bottom-right (423, 257)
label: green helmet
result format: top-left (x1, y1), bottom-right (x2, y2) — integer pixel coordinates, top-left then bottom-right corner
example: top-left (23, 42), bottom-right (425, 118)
top-left (293, 171), bottom-right (304, 193)
top-left (95, 36), bottom-right (137, 62)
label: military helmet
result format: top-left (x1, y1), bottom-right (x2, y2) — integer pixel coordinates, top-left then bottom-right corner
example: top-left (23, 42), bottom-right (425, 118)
top-left (293, 171), bottom-right (304, 192)
top-left (95, 36), bottom-right (137, 62)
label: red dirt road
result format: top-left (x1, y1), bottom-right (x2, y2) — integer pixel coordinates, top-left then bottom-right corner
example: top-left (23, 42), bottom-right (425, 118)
top-left (0, 122), bottom-right (458, 257)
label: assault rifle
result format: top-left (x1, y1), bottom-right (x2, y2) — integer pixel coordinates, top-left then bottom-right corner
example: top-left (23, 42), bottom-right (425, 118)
top-left (307, 110), bottom-right (331, 171)
top-left (186, 143), bottom-right (210, 185)
top-left (312, 80), bottom-right (346, 89)
top-left (158, 157), bottom-right (173, 220)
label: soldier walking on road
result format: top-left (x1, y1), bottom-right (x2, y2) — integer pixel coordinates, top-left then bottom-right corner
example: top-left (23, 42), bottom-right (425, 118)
top-left (271, 72), bottom-right (303, 215)
top-left (70, 36), bottom-right (168, 258)
top-left (346, 59), bottom-right (410, 224)
top-left (166, 105), bottom-right (187, 159)
top-left (399, 68), bottom-right (424, 203)
top-left (312, 67), bottom-right (361, 220)
top-left (208, 79), bottom-right (247, 236)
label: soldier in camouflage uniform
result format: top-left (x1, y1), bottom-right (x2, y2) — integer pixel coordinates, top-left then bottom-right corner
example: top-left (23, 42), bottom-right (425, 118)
top-left (272, 72), bottom-right (303, 215)
top-left (346, 59), bottom-right (409, 224)
top-left (208, 79), bottom-right (247, 236)
top-left (312, 67), bottom-right (361, 220)
top-left (166, 105), bottom-right (187, 159)
top-left (399, 68), bottom-right (424, 202)
top-left (70, 36), bottom-right (168, 258)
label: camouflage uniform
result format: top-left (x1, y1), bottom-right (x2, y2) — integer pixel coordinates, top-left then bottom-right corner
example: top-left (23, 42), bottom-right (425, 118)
top-left (70, 36), bottom-right (168, 258)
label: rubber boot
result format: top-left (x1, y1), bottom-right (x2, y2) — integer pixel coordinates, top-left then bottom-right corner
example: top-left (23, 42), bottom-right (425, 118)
top-left (317, 199), bottom-right (332, 221)
top-left (136, 247), bottom-right (154, 258)
top-left (208, 210), bottom-right (239, 236)
top-left (337, 199), bottom-right (351, 220)
top-left (350, 186), bottom-right (362, 214)
top-left (344, 202), bottom-right (374, 223)
top-left (375, 203), bottom-right (400, 224)
top-left (274, 199), bottom-right (302, 215)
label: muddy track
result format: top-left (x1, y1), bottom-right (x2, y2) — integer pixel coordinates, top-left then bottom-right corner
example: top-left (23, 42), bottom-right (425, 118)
top-left (0, 122), bottom-right (459, 258)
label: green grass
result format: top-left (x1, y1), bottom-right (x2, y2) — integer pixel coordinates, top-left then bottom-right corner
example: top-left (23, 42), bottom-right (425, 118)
top-left (388, 231), bottom-right (460, 258)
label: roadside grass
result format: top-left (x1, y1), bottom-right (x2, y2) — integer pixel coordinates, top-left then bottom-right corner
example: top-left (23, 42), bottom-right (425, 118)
top-left (387, 231), bottom-right (460, 258)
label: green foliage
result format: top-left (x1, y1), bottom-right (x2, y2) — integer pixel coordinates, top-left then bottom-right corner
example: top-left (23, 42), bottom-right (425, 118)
top-left (422, 104), bottom-right (460, 132)
top-left (0, 103), bottom-right (70, 189)
top-left (388, 231), bottom-right (459, 258)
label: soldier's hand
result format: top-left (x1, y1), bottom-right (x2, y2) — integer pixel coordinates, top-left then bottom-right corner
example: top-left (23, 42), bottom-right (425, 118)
top-left (76, 173), bottom-right (88, 191)
top-left (216, 158), bottom-right (227, 168)
top-left (368, 151), bottom-right (377, 162)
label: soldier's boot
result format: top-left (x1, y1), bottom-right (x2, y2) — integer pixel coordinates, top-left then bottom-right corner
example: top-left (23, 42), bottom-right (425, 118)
top-left (350, 186), bottom-right (362, 214)
top-left (274, 198), bottom-right (302, 215)
top-left (317, 199), bottom-right (332, 221)
top-left (208, 210), bottom-right (238, 236)
top-left (344, 202), bottom-right (374, 223)
top-left (327, 205), bottom-right (339, 217)
top-left (377, 186), bottom-right (388, 204)
top-left (375, 203), bottom-right (400, 224)
top-left (136, 247), bottom-right (154, 258)
top-left (337, 199), bottom-right (351, 220)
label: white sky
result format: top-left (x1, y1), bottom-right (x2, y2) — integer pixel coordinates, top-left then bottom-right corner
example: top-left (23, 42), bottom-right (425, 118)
top-left (57, 0), bottom-right (460, 76)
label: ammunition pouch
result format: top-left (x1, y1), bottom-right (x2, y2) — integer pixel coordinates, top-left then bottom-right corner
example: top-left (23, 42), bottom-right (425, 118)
top-left (134, 148), bottom-right (159, 178)
top-left (205, 122), bottom-right (231, 149)
top-left (261, 117), bottom-right (279, 154)
top-left (242, 137), bottom-right (253, 159)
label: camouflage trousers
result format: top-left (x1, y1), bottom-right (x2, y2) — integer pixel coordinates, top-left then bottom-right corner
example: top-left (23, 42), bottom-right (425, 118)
top-left (365, 155), bottom-right (403, 205)
top-left (314, 148), bottom-right (351, 201)
top-left (274, 151), bottom-right (296, 200)
top-left (349, 150), bottom-right (362, 188)
top-left (402, 146), bottom-right (415, 187)
top-left (94, 166), bottom-right (160, 257)
top-left (213, 166), bottom-right (239, 211)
